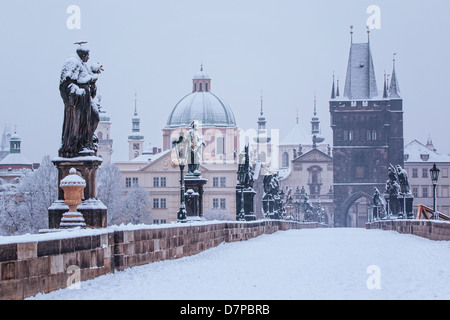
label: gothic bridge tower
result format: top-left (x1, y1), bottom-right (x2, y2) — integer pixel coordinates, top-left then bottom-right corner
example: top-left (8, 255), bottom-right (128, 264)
top-left (330, 28), bottom-right (404, 227)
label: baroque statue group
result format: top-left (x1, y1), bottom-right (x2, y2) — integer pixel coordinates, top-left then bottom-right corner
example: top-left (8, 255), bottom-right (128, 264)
top-left (372, 164), bottom-right (414, 221)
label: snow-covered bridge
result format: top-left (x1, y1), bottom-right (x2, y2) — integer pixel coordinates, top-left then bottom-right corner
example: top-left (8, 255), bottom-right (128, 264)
top-left (28, 228), bottom-right (450, 300)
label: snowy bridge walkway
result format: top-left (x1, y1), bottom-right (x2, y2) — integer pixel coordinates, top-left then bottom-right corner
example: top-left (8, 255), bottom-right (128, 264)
top-left (29, 228), bottom-right (450, 300)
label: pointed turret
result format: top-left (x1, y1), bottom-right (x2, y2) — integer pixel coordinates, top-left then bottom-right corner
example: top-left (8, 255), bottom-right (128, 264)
top-left (336, 77), bottom-right (340, 97)
top-left (388, 53), bottom-right (401, 98)
top-left (331, 74), bottom-right (336, 99)
top-left (383, 72), bottom-right (388, 98)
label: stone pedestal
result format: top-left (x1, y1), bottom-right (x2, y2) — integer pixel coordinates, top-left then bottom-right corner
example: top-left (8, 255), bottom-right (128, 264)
top-left (48, 156), bottom-right (107, 229)
top-left (398, 194), bottom-right (414, 219)
top-left (184, 175), bottom-right (207, 220)
top-left (236, 187), bottom-right (257, 221)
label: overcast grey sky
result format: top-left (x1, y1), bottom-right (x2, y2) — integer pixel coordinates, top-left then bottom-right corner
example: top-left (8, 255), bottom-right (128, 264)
top-left (0, 0), bottom-right (449, 163)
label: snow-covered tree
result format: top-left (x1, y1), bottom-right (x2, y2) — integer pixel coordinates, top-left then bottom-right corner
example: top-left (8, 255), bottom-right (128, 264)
top-left (123, 183), bottom-right (152, 225)
top-left (6, 156), bottom-right (58, 234)
top-left (0, 191), bottom-right (21, 235)
top-left (97, 163), bottom-right (126, 226)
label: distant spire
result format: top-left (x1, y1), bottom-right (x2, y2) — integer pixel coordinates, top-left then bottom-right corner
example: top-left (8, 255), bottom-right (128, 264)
top-left (331, 73), bottom-right (336, 99)
top-left (350, 25), bottom-right (354, 43)
top-left (336, 77), bottom-right (340, 97)
top-left (260, 92), bottom-right (264, 116)
top-left (426, 134), bottom-right (437, 152)
top-left (134, 92), bottom-right (138, 116)
top-left (366, 25), bottom-right (370, 43)
top-left (383, 71), bottom-right (388, 98)
top-left (313, 95), bottom-right (317, 117)
top-left (296, 108), bottom-right (299, 124)
top-left (388, 53), bottom-right (401, 98)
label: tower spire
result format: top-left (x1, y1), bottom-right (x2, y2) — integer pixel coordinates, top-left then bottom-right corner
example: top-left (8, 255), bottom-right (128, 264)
top-left (336, 77), bottom-right (340, 97)
top-left (134, 92), bottom-right (138, 116)
top-left (331, 73), bottom-right (336, 99)
top-left (388, 53), bottom-right (401, 98)
top-left (383, 71), bottom-right (388, 98)
top-left (350, 25), bottom-right (353, 43)
top-left (260, 92), bottom-right (264, 116)
top-left (313, 94), bottom-right (317, 117)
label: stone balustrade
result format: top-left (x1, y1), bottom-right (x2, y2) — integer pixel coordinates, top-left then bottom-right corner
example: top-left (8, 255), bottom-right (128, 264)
top-left (366, 219), bottom-right (450, 241)
top-left (0, 220), bottom-right (324, 300)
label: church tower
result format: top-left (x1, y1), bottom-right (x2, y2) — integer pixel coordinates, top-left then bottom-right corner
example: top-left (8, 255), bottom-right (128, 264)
top-left (95, 107), bottom-right (113, 163)
top-left (253, 95), bottom-right (272, 164)
top-left (330, 28), bottom-right (404, 227)
top-left (128, 94), bottom-right (145, 160)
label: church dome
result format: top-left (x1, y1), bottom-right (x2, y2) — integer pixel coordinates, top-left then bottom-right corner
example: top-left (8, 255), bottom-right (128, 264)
top-left (165, 67), bottom-right (237, 129)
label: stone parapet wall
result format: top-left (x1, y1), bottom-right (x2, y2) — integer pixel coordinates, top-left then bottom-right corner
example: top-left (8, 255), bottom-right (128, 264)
top-left (366, 220), bottom-right (450, 241)
top-left (0, 220), bottom-right (323, 300)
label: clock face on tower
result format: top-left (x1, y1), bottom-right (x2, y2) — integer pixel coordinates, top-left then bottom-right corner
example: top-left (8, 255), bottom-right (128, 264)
top-left (133, 143), bottom-right (140, 150)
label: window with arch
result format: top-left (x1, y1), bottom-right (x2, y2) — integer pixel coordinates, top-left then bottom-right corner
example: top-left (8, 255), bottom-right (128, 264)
top-left (199, 83), bottom-right (203, 91)
top-left (205, 83), bottom-right (208, 92)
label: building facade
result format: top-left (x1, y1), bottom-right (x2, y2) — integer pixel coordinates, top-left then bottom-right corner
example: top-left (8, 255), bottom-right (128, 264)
top-left (276, 98), bottom-right (334, 225)
top-left (404, 139), bottom-right (450, 217)
top-left (0, 131), bottom-right (35, 184)
top-left (115, 67), bottom-right (239, 224)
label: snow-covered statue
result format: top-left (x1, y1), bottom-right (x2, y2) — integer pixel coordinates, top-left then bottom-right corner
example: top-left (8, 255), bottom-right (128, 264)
top-left (373, 187), bottom-right (387, 220)
top-left (186, 120), bottom-right (206, 176)
top-left (385, 164), bottom-right (401, 215)
top-left (396, 165), bottom-right (411, 195)
top-left (59, 43), bottom-right (104, 158)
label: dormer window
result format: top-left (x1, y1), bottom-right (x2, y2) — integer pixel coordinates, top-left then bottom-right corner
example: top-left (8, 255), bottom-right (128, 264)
top-left (420, 154), bottom-right (430, 161)
top-left (404, 154), bottom-right (409, 161)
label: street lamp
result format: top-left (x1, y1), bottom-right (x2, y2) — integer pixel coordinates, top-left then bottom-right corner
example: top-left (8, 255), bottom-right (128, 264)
top-left (430, 163), bottom-right (440, 220)
top-left (173, 131), bottom-right (189, 222)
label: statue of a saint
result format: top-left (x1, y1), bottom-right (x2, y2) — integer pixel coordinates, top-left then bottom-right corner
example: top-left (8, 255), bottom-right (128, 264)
top-left (186, 121), bottom-right (206, 175)
top-left (59, 43), bottom-right (104, 158)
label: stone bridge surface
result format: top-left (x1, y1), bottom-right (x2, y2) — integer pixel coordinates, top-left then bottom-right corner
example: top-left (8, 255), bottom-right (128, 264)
top-left (27, 222), bottom-right (450, 300)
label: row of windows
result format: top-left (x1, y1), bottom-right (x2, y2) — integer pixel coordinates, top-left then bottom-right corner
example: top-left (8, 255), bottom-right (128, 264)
top-left (126, 177), bottom-right (168, 188)
top-left (213, 198), bottom-right (226, 209)
top-left (153, 219), bottom-right (167, 225)
top-left (412, 186), bottom-right (450, 198)
top-left (194, 82), bottom-right (209, 92)
top-left (342, 130), bottom-right (377, 142)
top-left (153, 198), bottom-right (167, 209)
top-left (125, 177), bottom-right (139, 188)
top-left (411, 168), bottom-right (449, 179)
top-left (153, 177), bottom-right (167, 187)
top-left (212, 177), bottom-right (227, 187)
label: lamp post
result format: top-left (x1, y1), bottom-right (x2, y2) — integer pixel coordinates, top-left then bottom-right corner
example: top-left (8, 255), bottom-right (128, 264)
top-left (430, 163), bottom-right (440, 220)
top-left (173, 132), bottom-right (189, 223)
